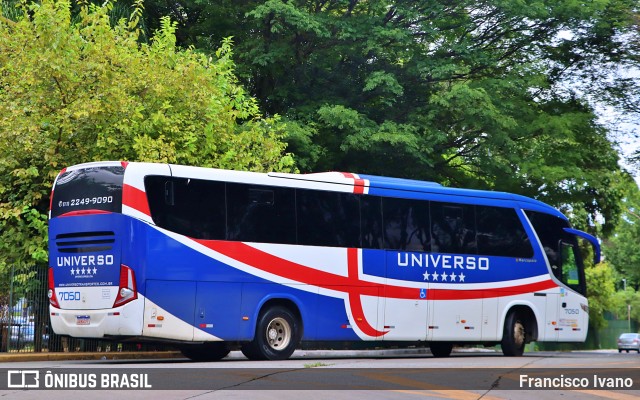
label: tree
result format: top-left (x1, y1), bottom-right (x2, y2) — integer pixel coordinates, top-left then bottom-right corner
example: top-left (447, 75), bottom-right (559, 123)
top-left (585, 262), bottom-right (618, 332)
top-left (584, 261), bottom-right (618, 349)
top-left (611, 288), bottom-right (640, 327)
top-left (137, 0), bottom-right (638, 234)
top-left (0, 0), bottom-right (294, 349)
top-left (603, 174), bottom-right (640, 289)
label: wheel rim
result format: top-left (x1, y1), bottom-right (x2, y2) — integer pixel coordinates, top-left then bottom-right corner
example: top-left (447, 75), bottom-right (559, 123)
top-left (265, 317), bottom-right (291, 351)
top-left (513, 320), bottom-right (525, 347)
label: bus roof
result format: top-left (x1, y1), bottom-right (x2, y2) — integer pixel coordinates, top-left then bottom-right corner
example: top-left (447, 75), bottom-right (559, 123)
top-left (61, 162), bottom-right (565, 220)
top-left (269, 171), bottom-right (564, 219)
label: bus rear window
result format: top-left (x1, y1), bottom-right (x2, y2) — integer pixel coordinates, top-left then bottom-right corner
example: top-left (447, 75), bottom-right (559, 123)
top-left (51, 166), bottom-right (124, 218)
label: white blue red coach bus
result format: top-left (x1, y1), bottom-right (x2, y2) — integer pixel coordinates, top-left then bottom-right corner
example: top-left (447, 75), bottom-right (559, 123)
top-left (48, 161), bottom-right (600, 360)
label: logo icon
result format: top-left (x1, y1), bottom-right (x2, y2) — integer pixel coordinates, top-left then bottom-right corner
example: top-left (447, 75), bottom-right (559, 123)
top-left (7, 370), bottom-right (40, 388)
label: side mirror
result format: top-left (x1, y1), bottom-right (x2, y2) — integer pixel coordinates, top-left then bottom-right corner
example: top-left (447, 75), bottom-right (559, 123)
top-left (563, 228), bottom-right (600, 265)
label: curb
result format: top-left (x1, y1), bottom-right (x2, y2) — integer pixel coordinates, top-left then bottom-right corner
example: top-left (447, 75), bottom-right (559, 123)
top-left (0, 351), bottom-right (183, 363)
top-left (0, 347), bottom-right (509, 363)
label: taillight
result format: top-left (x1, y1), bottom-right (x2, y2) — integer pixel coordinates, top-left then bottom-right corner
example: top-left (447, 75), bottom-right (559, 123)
top-left (113, 264), bottom-right (137, 307)
top-left (48, 267), bottom-right (60, 308)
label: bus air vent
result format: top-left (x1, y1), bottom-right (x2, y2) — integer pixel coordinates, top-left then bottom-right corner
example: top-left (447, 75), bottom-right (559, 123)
top-left (55, 231), bottom-right (115, 253)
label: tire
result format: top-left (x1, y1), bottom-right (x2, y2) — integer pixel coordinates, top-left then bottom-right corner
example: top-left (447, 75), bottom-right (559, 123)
top-left (429, 342), bottom-right (453, 358)
top-left (501, 310), bottom-right (526, 356)
top-left (242, 306), bottom-right (301, 360)
top-left (180, 342), bottom-right (230, 362)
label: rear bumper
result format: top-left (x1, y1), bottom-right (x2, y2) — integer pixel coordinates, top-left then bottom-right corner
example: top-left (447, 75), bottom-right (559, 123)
top-left (50, 297), bottom-right (144, 338)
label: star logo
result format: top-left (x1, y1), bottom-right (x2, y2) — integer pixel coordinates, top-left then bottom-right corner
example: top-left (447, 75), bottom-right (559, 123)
top-left (450, 272), bottom-right (457, 282)
top-left (70, 268), bottom-right (75, 275)
top-left (423, 270), bottom-right (430, 281)
top-left (459, 272), bottom-right (466, 282)
top-left (441, 272), bottom-right (448, 281)
top-left (431, 272), bottom-right (439, 281)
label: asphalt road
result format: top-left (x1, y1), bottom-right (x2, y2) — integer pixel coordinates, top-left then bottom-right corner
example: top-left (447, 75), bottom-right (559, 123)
top-left (1, 349), bottom-right (639, 399)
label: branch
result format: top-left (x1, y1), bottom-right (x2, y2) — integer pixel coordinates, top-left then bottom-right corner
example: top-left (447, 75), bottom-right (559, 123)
top-left (627, 208), bottom-right (640, 221)
top-left (0, 15), bottom-right (17, 27)
top-left (344, 0), bottom-right (358, 17)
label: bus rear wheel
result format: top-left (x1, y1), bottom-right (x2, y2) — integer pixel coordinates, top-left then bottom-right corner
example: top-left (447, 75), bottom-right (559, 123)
top-left (180, 342), bottom-right (230, 362)
top-left (501, 310), bottom-right (526, 356)
top-left (242, 306), bottom-right (301, 360)
top-left (429, 342), bottom-right (453, 358)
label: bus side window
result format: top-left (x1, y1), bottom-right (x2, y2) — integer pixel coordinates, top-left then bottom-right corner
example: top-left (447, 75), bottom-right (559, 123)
top-left (146, 176), bottom-right (227, 240)
top-left (361, 196), bottom-right (383, 249)
top-left (430, 202), bottom-right (476, 255)
top-left (476, 206), bottom-right (533, 258)
top-left (227, 184), bottom-right (296, 244)
top-left (296, 189), bottom-right (360, 248)
top-left (382, 197), bottom-right (430, 252)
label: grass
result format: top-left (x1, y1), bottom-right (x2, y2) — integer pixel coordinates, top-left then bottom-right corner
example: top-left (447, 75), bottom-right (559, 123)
top-left (303, 362), bottom-right (332, 368)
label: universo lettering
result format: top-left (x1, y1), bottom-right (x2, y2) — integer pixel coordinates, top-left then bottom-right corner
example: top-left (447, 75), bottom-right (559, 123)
top-left (56, 255), bottom-right (114, 267)
top-left (397, 253), bottom-right (489, 270)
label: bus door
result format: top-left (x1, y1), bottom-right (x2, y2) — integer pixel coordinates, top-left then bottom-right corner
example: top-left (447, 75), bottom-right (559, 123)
top-left (555, 240), bottom-right (588, 341)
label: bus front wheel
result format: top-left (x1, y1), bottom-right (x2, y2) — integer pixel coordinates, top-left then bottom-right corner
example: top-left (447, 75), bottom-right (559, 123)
top-left (501, 310), bottom-right (526, 356)
top-left (242, 306), bottom-right (301, 360)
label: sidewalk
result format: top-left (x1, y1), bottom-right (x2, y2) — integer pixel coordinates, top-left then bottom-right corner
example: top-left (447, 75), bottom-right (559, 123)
top-left (0, 350), bottom-right (183, 363)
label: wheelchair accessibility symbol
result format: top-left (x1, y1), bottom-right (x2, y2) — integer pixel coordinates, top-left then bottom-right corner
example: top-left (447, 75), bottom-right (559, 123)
top-left (419, 288), bottom-right (426, 299)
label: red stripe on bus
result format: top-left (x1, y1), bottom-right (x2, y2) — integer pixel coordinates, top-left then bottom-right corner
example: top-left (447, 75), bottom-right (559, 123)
top-left (58, 209), bottom-right (112, 217)
top-left (428, 280), bottom-right (557, 301)
top-left (191, 239), bottom-right (558, 337)
top-left (340, 172), bottom-right (366, 194)
top-left (123, 184), bottom-right (150, 216)
top-left (193, 240), bottom-right (556, 302)
top-left (347, 247), bottom-right (388, 336)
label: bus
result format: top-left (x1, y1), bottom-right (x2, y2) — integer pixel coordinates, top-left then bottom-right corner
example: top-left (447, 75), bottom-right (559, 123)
top-left (48, 161), bottom-right (600, 360)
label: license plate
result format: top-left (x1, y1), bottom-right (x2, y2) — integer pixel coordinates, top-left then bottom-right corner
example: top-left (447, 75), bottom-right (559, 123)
top-left (76, 316), bottom-right (90, 325)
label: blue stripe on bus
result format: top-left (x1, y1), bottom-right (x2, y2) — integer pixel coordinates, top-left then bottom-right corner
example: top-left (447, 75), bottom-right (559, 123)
top-left (50, 213), bottom-right (552, 341)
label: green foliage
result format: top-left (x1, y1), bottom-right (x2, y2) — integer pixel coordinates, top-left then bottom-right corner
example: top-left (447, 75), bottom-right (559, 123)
top-left (0, 0), bottom-right (294, 297)
top-left (603, 174), bottom-right (640, 288)
top-left (585, 262), bottom-right (618, 330)
top-left (611, 288), bottom-right (640, 324)
top-left (141, 0), bottom-right (638, 233)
